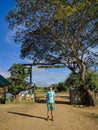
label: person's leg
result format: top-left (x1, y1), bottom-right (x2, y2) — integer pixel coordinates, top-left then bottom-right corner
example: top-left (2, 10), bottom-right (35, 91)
top-left (51, 110), bottom-right (54, 121)
top-left (51, 103), bottom-right (54, 121)
top-left (47, 104), bottom-right (50, 120)
top-left (47, 110), bottom-right (50, 120)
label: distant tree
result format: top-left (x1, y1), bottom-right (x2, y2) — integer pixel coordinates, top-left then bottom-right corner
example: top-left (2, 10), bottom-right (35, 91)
top-left (8, 63), bottom-right (30, 94)
top-left (6, 0), bottom-right (98, 105)
top-left (52, 83), bottom-right (58, 90)
top-left (57, 82), bottom-right (68, 92)
top-left (8, 63), bottom-right (30, 86)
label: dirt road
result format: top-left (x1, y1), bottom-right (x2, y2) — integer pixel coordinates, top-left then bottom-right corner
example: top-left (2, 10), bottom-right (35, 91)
top-left (0, 93), bottom-right (98, 130)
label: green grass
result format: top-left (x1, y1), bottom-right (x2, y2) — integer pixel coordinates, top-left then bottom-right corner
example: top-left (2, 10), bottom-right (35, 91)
top-left (6, 99), bottom-right (35, 104)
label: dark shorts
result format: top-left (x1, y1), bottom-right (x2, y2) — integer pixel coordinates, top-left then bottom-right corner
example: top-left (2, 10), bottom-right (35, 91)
top-left (47, 103), bottom-right (54, 110)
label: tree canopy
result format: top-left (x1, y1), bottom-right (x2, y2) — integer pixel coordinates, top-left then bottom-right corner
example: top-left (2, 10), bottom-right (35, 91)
top-left (6, 0), bottom-right (98, 71)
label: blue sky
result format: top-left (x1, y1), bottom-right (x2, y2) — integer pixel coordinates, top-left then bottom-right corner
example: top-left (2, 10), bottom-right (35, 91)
top-left (0, 0), bottom-right (71, 87)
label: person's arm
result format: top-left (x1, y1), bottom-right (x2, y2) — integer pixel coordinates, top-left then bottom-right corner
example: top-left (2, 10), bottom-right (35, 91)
top-left (46, 92), bottom-right (48, 104)
top-left (54, 91), bottom-right (56, 103)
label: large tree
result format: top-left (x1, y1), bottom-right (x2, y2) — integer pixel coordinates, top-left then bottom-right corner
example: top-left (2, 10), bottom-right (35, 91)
top-left (6, 0), bottom-right (98, 105)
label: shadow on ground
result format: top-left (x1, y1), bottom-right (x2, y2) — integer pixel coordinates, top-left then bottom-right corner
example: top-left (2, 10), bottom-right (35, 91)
top-left (35, 99), bottom-right (70, 105)
top-left (8, 111), bottom-right (46, 120)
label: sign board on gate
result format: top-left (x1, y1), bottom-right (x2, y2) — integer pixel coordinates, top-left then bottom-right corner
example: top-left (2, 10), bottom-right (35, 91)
top-left (38, 65), bottom-right (65, 68)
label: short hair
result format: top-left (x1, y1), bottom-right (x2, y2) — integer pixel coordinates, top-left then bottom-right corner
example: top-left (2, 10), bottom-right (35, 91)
top-left (49, 86), bottom-right (54, 90)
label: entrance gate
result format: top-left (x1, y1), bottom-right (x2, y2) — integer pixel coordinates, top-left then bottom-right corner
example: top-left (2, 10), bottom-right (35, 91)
top-left (22, 63), bottom-right (65, 102)
top-left (22, 63), bottom-right (65, 84)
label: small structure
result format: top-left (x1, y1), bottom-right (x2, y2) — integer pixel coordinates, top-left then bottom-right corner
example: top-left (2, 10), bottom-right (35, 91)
top-left (0, 75), bottom-right (11, 104)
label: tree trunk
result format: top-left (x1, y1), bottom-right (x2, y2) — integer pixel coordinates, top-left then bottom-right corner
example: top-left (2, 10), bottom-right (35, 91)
top-left (85, 89), bottom-right (97, 106)
top-left (80, 63), bottom-right (97, 106)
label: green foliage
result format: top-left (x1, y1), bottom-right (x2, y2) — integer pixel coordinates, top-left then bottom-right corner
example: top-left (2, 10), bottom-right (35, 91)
top-left (8, 84), bottom-right (24, 95)
top-left (6, 0), bottom-right (98, 69)
top-left (66, 70), bottom-right (98, 91)
top-left (54, 4), bottom-right (77, 20)
top-left (8, 63), bottom-right (30, 94)
top-left (8, 63), bottom-right (30, 85)
top-left (56, 82), bottom-right (68, 92)
top-left (66, 73), bottom-right (83, 88)
top-left (85, 70), bottom-right (98, 90)
top-left (43, 87), bottom-right (48, 92)
top-left (50, 82), bottom-right (68, 92)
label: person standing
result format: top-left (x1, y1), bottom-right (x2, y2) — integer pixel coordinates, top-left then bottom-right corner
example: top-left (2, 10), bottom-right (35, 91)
top-left (46, 86), bottom-right (55, 121)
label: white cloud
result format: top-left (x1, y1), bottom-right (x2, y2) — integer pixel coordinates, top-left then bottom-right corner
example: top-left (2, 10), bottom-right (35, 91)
top-left (89, 47), bottom-right (98, 53)
top-left (0, 71), bottom-right (10, 78)
top-left (5, 31), bottom-right (14, 45)
top-left (35, 81), bottom-right (49, 87)
top-left (0, 67), bottom-right (10, 78)
top-left (23, 59), bottom-right (33, 63)
top-left (32, 67), bottom-right (71, 86)
top-left (6, 35), bottom-right (11, 44)
top-left (32, 66), bottom-right (48, 72)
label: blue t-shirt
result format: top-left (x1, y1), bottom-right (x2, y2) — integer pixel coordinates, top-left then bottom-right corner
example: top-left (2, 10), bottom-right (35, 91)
top-left (46, 91), bottom-right (55, 103)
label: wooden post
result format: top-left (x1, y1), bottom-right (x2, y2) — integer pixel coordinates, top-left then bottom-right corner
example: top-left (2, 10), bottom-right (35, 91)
top-left (3, 86), bottom-right (6, 104)
top-left (30, 65), bottom-right (32, 84)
